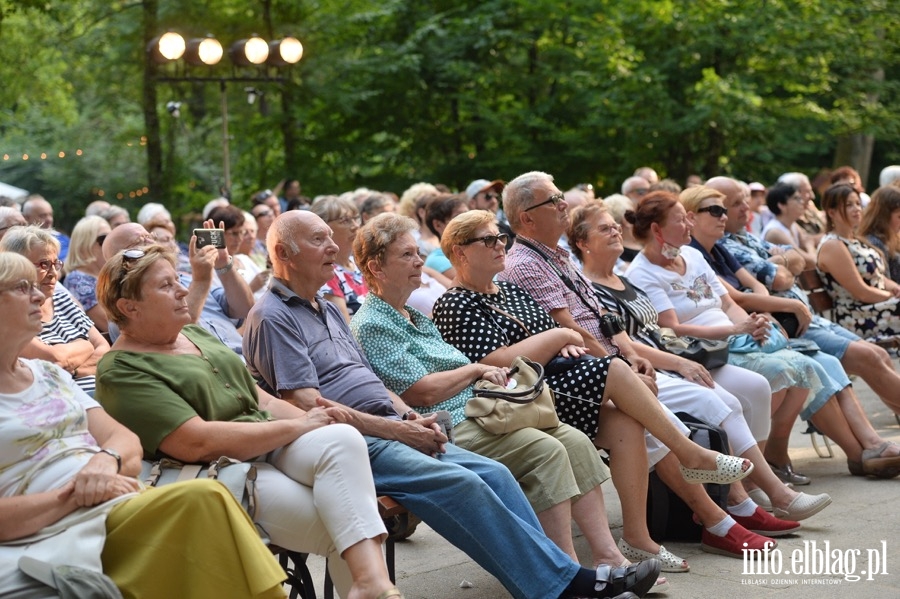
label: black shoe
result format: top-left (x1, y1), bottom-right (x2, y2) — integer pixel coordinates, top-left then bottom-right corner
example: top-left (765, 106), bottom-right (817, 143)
top-left (594, 559), bottom-right (661, 598)
top-left (767, 460), bottom-right (811, 485)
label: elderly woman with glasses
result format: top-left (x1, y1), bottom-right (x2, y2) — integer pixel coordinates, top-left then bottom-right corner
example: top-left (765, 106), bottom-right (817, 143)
top-left (350, 213), bottom-right (755, 582)
top-left (0, 251), bottom-right (289, 599)
top-left (63, 215), bottom-right (113, 333)
top-left (1, 225), bottom-right (109, 395)
top-left (310, 196), bottom-right (368, 321)
top-left (94, 244), bottom-right (403, 599)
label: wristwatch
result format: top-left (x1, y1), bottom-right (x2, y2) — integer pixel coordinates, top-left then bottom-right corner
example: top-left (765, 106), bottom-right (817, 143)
top-left (99, 448), bottom-right (122, 473)
top-left (215, 255), bottom-right (235, 275)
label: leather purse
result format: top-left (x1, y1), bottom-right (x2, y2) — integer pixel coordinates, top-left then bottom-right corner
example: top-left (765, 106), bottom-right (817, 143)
top-left (465, 356), bottom-right (560, 434)
top-left (651, 327), bottom-right (730, 370)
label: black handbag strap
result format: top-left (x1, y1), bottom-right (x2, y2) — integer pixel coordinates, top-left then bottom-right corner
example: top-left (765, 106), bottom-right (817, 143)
top-left (594, 278), bottom-right (666, 349)
top-left (447, 286), bottom-right (533, 337)
top-left (515, 237), bottom-right (608, 324)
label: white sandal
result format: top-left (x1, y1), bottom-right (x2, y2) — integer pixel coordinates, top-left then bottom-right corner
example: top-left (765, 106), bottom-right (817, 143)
top-left (618, 538), bottom-right (689, 573)
top-left (680, 453), bottom-right (753, 485)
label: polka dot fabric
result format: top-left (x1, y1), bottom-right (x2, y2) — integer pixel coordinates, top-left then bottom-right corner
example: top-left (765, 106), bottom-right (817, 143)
top-left (433, 282), bottom-right (615, 438)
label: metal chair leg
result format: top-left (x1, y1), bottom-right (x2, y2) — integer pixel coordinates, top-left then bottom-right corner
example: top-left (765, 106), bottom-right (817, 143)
top-left (804, 423), bottom-right (834, 458)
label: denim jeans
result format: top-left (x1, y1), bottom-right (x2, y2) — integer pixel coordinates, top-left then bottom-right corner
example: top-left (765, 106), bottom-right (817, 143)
top-left (365, 437), bottom-right (579, 599)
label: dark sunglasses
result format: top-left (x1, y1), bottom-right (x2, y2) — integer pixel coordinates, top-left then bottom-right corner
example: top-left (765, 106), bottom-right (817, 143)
top-left (483, 193), bottom-right (501, 201)
top-left (697, 205), bottom-right (727, 218)
top-left (461, 233), bottom-right (509, 249)
top-left (524, 192), bottom-right (565, 212)
top-left (96, 234), bottom-right (108, 247)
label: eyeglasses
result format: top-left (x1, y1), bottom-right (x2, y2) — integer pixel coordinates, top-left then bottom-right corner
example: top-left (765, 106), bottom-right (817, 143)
top-left (483, 193), bottom-right (500, 201)
top-left (96, 234), bottom-right (108, 247)
top-left (596, 223), bottom-right (623, 236)
top-left (787, 194), bottom-right (805, 203)
top-left (461, 233), bottom-right (509, 248)
top-left (632, 188), bottom-right (650, 197)
top-left (0, 279), bottom-right (41, 296)
top-left (226, 228), bottom-right (253, 238)
top-left (252, 209), bottom-right (273, 218)
top-left (697, 205), bottom-right (727, 218)
top-left (33, 259), bottom-right (63, 274)
top-left (330, 215), bottom-right (360, 227)
top-left (524, 192), bottom-right (565, 212)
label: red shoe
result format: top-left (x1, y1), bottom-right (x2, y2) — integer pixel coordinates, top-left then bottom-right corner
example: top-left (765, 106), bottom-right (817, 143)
top-left (701, 524), bottom-right (777, 558)
top-left (731, 506), bottom-right (801, 537)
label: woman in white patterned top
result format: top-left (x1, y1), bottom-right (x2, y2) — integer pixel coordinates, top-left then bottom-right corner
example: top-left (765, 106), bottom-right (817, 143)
top-left (2, 226), bottom-right (108, 395)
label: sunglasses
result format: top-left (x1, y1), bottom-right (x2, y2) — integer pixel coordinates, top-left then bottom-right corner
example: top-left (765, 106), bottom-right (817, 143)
top-left (252, 209), bottom-right (273, 218)
top-left (483, 193), bottom-right (501, 201)
top-left (462, 233), bottom-right (508, 248)
top-left (697, 205), bottom-right (727, 218)
top-left (524, 192), bottom-right (565, 212)
top-left (33, 259), bottom-right (63, 274)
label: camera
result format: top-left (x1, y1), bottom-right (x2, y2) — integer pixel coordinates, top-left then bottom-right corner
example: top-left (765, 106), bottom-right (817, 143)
top-left (598, 313), bottom-right (625, 338)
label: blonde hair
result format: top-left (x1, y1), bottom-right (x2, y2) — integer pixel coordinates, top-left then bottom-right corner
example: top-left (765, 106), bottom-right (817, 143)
top-left (96, 245), bottom-right (177, 327)
top-left (0, 252), bottom-right (37, 287)
top-left (397, 183), bottom-right (439, 220)
top-left (64, 216), bottom-right (108, 274)
top-left (679, 185), bottom-right (725, 214)
top-left (441, 210), bottom-right (497, 267)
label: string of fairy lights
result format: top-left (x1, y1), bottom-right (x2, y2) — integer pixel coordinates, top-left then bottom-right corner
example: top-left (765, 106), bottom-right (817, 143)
top-left (1, 137), bottom-right (150, 200)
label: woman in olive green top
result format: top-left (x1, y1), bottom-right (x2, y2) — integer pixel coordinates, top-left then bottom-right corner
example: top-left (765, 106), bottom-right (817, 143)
top-left (95, 245), bottom-right (404, 599)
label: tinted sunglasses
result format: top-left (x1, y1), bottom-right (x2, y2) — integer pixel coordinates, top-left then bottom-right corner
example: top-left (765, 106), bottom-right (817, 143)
top-left (697, 205), bottom-right (727, 218)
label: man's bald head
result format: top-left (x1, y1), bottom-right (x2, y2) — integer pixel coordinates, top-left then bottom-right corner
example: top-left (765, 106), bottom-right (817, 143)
top-left (705, 177), bottom-right (749, 233)
top-left (267, 210), bottom-right (323, 271)
top-left (102, 222), bottom-right (153, 260)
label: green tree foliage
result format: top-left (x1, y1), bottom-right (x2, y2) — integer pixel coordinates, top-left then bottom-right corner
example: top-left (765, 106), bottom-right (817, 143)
top-left (2, 0), bottom-right (899, 232)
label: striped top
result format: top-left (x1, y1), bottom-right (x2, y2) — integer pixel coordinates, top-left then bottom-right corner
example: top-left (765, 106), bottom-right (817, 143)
top-left (40, 286), bottom-right (96, 394)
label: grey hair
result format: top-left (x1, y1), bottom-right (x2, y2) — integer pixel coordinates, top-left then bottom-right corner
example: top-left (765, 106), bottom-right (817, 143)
top-left (266, 214), bottom-right (302, 260)
top-left (353, 213), bottom-right (418, 290)
top-left (602, 194), bottom-right (633, 224)
top-left (777, 172), bottom-right (810, 188)
top-left (503, 171), bottom-right (555, 233)
top-left (310, 195), bottom-right (358, 223)
top-left (0, 224), bottom-right (61, 255)
top-left (0, 206), bottom-right (23, 226)
top-left (879, 165), bottom-right (900, 188)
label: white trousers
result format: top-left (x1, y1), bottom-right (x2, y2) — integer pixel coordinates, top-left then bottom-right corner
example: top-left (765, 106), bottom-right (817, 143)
top-left (255, 423), bottom-right (387, 598)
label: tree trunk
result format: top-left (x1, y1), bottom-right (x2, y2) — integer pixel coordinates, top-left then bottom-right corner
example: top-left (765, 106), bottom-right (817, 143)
top-left (142, 0), bottom-right (165, 202)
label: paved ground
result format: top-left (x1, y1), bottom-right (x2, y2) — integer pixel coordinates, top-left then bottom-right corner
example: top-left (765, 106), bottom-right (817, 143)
top-left (298, 369), bottom-right (900, 598)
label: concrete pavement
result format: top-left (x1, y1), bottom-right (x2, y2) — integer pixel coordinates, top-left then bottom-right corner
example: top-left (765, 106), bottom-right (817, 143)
top-left (298, 368), bottom-right (900, 598)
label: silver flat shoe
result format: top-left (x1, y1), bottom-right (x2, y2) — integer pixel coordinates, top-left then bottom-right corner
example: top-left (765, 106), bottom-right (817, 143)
top-left (767, 461), bottom-right (810, 486)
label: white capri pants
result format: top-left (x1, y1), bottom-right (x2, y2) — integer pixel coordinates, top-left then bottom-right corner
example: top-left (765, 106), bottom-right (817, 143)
top-left (254, 423), bottom-right (387, 597)
top-left (644, 367), bottom-right (770, 466)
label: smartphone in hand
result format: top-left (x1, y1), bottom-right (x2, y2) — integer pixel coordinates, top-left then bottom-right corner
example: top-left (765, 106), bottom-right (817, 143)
top-left (194, 228), bottom-right (226, 249)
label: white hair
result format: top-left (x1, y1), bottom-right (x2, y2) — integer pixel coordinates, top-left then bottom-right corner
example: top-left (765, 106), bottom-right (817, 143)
top-left (777, 172), bottom-right (809, 187)
top-left (879, 165), bottom-right (900, 188)
top-left (136, 202), bottom-right (170, 226)
top-left (202, 197), bottom-right (229, 220)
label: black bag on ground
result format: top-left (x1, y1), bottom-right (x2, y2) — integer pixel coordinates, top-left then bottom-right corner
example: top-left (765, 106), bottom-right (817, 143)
top-left (646, 413), bottom-right (730, 542)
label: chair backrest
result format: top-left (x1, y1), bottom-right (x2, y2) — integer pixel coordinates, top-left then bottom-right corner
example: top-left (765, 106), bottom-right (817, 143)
top-left (797, 269), bottom-right (833, 316)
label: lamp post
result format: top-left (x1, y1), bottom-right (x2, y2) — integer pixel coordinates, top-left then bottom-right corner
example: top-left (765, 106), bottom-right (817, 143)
top-left (147, 32), bottom-right (302, 196)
